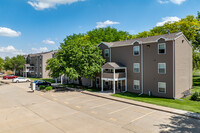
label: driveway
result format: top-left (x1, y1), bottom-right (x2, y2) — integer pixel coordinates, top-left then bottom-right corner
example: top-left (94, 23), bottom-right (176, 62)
top-left (0, 81), bottom-right (199, 133)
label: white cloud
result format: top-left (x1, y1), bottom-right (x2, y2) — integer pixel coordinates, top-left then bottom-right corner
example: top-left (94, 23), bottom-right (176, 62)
top-left (28, 0), bottom-right (85, 10)
top-left (0, 27), bottom-right (21, 37)
top-left (42, 39), bottom-right (55, 44)
top-left (156, 16), bottom-right (181, 26)
top-left (0, 46), bottom-right (25, 58)
top-left (158, 0), bottom-right (186, 5)
top-left (31, 47), bottom-right (49, 53)
top-left (96, 20), bottom-right (120, 28)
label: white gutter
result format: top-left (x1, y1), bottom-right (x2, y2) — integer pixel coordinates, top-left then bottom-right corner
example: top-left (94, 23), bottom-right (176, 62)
top-left (139, 43), bottom-right (144, 95)
top-left (173, 40), bottom-right (175, 99)
top-left (110, 48), bottom-right (112, 62)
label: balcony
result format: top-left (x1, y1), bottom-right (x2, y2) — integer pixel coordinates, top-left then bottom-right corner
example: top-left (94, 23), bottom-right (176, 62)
top-left (103, 72), bottom-right (125, 79)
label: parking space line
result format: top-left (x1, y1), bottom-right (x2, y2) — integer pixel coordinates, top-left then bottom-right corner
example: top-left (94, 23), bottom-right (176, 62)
top-left (109, 118), bottom-right (117, 122)
top-left (78, 98), bottom-right (102, 104)
top-left (91, 111), bottom-right (97, 114)
top-left (130, 111), bottom-right (155, 123)
top-left (90, 101), bottom-right (115, 109)
top-left (108, 105), bottom-right (133, 114)
top-left (75, 106), bottom-right (81, 109)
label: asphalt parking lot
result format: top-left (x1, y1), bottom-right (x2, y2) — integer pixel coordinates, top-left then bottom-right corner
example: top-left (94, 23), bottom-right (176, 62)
top-left (0, 79), bottom-right (200, 133)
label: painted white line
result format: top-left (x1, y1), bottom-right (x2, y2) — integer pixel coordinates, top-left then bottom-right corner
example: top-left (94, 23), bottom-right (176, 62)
top-left (90, 101), bottom-right (115, 109)
top-left (109, 118), bottom-right (117, 122)
top-left (64, 101), bottom-right (69, 104)
top-left (79, 98), bottom-right (101, 104)
top-left (75, 106), bottom-right (81, 109)
top-left (131, 111), bottom-right (155, 123)
top-left (91, 111), bottom-right (97, 114)
top-left (53, 98), bottom-right (57, 101)
top-left (108, 105), bottom-right (133, 114)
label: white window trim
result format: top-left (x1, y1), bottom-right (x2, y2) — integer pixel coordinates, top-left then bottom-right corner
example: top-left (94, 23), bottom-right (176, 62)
top-left (104, 49), bottom-right (109, 58)
top-left (158, 63), bottom-right (166, 74)
top-left (158, 82), bottom-right (166, 94)
top-left (158, 43), bottom-right (166, 54)
top-left (133, 80), bottom-right (140, 90)
top-left (133, 63), bottom-right (140, 73)
top-left (133, 46), bottom-right (140, 56)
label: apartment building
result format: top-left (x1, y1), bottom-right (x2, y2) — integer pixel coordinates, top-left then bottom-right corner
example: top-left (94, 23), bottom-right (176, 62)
top-left (23, 50), bottom-right (57, 78)
top-left (95, 32), bottom-right (192, 99)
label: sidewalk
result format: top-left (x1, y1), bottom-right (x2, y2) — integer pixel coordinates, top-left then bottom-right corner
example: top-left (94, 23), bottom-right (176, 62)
top-left (82, 91), bottom-right (200, 120)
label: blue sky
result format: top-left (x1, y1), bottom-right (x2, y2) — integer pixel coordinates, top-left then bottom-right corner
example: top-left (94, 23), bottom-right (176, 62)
top-left (0, 0), bottom-right (199, 58)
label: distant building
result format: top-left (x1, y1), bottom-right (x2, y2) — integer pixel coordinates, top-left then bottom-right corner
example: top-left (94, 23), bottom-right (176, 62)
top-left (23, 50), bottom-right (57, 78)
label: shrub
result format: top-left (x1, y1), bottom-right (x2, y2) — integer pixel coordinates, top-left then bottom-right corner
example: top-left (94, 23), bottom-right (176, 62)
top-left (39, 85), bottom-right (46, 90)
top-left (191, 92), bottom-right (199, 101)
top-left (45, 86), bottom-right (53, 91)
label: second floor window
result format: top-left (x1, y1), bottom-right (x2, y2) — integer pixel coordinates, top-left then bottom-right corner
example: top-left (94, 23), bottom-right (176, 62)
top-left (104, 49), bottom-right (109, 57)
top-left (158, 43), bottom-right (166, 54)
top-left (133, 46), bottom-right (140, 56)
top-left (158, 63), bottom-right (166, 74)
top-left (133, 63), bottom-right (140, 73)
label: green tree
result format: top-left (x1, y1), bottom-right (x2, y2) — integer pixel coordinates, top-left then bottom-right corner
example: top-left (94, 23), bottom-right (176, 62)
top-left (87, 27), bottom-right (133, 45)
top-left (193, 51), bottom-right (200, 70)
top-left (0, 57), bottom-right (4, 72)
top-left (4, 55), bottom-right (26, 75)
top-left (134, 15), bottom-right (200, 42)
top-left (4, 57), bottom-right (12, 71)
top-left (46, 35), bottom-right (105, 85)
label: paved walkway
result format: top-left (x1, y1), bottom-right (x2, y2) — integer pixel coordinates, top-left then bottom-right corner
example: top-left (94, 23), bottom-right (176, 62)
top-left (0, 81), bottom-right (200, 133)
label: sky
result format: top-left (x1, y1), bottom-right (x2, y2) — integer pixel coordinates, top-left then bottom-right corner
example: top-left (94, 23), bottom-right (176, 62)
top-left (0, 0), bottom-right (199, 58)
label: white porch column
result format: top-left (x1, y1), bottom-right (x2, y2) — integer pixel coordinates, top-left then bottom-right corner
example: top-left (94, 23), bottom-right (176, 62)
top-left (101, 68), bottom-right (103, 92)
top-left (125, 68), bottom-right (127, 92)
top-left (117, 80), bottom-right (119, 90)
top-left (113, 68), bottom-right (116, 94)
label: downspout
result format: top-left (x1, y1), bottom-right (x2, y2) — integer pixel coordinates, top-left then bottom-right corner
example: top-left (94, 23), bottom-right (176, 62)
top-left (173, 40), bottom-right (175, 99)
top-left (110, 48), bottom-right (112, 62)
top-left (139, 43), bottom-right (144, 96)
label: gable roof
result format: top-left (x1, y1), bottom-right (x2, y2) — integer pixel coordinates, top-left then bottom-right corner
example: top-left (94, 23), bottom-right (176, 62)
top-left (28, 50), bottom-right (57, 57)
top-left (102, 62), bottom-right (126, 69)
top-left (100, 32), bottom-right (186, 48)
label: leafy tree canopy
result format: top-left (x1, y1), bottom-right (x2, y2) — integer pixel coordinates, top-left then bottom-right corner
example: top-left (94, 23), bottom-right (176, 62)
top-left (0, 57), bottom-right (4, 72)
top-left (47, 35), bottom-right (105, 85)
top-left (133, 15), bottom-right (200, 44)
top-left (3, 55), bottom-right (26, 74)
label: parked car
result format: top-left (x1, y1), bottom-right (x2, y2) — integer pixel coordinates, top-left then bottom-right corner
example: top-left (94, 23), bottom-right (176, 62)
top-left (30, 80), bottom-right (51, 87)
top-left (0, 72), bottom-right (3, 75)
top-left (12, 77), bottom-right (31, 83)
top-left (3, 75), bottom-right (18, 79)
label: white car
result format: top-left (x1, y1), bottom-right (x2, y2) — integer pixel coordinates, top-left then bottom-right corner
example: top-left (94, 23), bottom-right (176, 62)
top-left (12, 77), bottom-right (31, 83)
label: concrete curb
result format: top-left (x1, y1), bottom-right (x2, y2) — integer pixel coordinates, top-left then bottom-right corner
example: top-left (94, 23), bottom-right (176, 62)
top-left (82, 91), bottom-right (200, 120)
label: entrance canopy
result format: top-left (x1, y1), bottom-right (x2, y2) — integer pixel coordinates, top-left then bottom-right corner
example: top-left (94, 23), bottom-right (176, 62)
top-left (102, 62), bottom-right (126, 69)
top-left (101, 62), bottom-right (127, 94)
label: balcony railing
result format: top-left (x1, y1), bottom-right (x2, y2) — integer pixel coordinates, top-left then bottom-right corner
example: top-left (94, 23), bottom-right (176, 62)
top-left (103, 72), bottom-right (125, 79)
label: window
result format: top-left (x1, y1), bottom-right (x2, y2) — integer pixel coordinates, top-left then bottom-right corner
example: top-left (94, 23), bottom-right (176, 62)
top-left (158, 82), bottom-right (166, 93)
top-left (104, 49), bottom-right (109, 57)
top-left (133, 63), bottom-right (140, 73)
top-left (158, 63), bottom-right (166, 74)
top-left (133, 80), bottom-right (140, 90)
top-left (133, 46), bottom-right (140, 56)
top-left (158, 43), bottom-right (166, 54)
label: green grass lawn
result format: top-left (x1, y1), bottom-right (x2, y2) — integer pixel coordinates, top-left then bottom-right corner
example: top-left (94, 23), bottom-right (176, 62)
top-left (29, 78), bottom-right (55, 83)
top-left (112, 71), bottom-right (200, 113)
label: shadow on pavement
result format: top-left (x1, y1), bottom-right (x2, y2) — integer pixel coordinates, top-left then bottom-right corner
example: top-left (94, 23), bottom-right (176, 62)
top-left (157, 114), bottom-right (200, 133)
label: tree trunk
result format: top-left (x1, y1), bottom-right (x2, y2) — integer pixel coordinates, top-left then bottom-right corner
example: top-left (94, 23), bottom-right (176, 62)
top-left (78, 77), bottom-right (82, 86)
